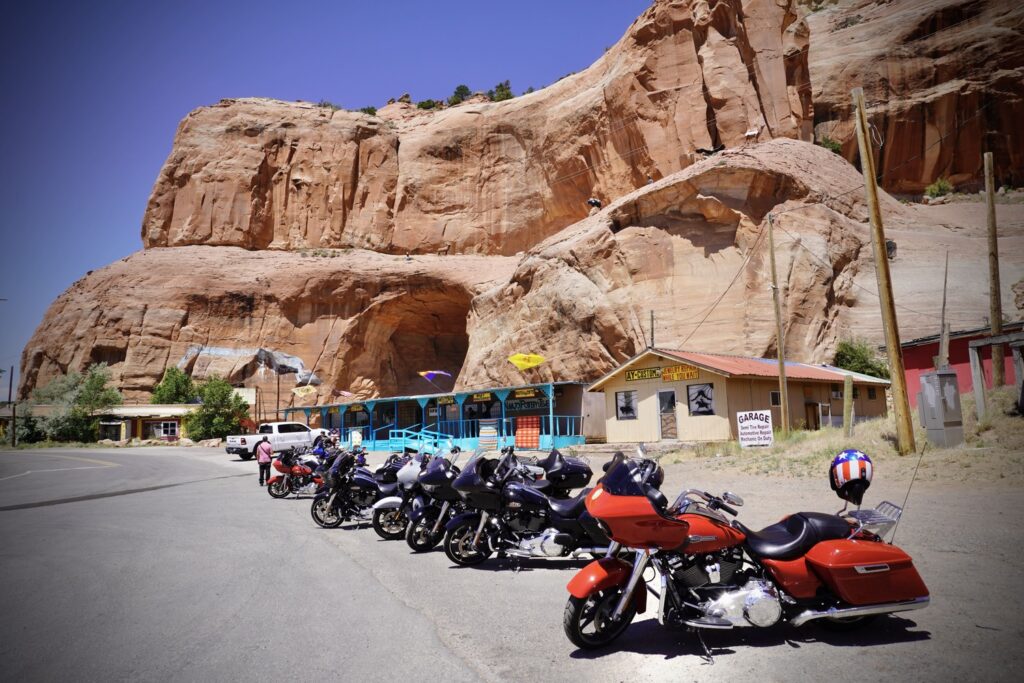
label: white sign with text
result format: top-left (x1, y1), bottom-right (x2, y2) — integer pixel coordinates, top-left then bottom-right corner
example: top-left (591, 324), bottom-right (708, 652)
top-left (737, 410), bottom-right (774, 447)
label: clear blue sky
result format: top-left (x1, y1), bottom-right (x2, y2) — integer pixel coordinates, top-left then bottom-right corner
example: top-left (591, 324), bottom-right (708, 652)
top-left (0, 0), bottom-right (652, 390)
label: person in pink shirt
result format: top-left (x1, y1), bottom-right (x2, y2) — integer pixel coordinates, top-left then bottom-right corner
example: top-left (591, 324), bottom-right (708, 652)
top-left (256, 436), bottom-right (273, 486)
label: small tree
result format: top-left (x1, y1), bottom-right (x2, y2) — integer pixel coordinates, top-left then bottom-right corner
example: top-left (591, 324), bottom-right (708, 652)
top-left (416, 99), bottom-right (440, 110)
top-left (184, 377), bottom-right (249, 441)
top-left (151, 367), bottom-right (197, 404)
top-left (834, 339), bottom-right (890, 379)
top-left (490, 80), bottom-right (514, 102)
top-left (448, 84), bottom-right (472, 106)
top-left (358, 106), bottom-right (377, 116)
top-left (32, 364), bottom-right (122, 442)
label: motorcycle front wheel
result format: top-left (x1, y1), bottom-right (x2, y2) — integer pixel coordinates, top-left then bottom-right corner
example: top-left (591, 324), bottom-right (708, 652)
top-left (267, 480), bottom-right (290, 499)
top-left (405, 512), bottom-right (442, 552)
top-left (311, 497), bottom-right (343, 529)
top-left (563, 588), bottom-right (636, 650)
top-left (443, 519), bottom-right (492, 566)
top-left (371, 508), bottom-right (408, 540)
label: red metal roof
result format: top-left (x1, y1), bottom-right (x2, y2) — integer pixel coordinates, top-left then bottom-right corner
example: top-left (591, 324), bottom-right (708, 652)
top-left (656, 349), bottom-right (854, 383)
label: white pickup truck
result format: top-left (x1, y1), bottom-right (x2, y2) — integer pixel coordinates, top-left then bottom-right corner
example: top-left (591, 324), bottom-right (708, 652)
top-left (225, 422), bottom-right (331, 460)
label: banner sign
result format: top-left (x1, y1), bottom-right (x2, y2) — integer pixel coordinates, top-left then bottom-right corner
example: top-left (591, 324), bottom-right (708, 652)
top-left (737, 410), bottom-right (774, 448)
top-left (436, 396), bottom-right (456, 406)
top-left (625, 367), bottom-right (661, 382)
top-left (471, 392), bottom-right (493, 403)
top-left (348, 404), bottom-right (364, 413)
top-left (662, 364), bottom-right (699, 381)
top-left (514, 388), bottom-right (538, 399)
top-left (507, 397), bottom-right (549, 412)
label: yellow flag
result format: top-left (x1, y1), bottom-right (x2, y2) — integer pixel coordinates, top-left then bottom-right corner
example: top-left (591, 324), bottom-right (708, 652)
top-left (291, 385), bottom-right (318, 398)
top-left (507, 353), bottom-right (546, 371)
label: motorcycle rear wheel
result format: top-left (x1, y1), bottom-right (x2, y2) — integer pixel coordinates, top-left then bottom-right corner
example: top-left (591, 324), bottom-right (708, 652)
top-left (267, 480), bottom-right (290, 499)
top-left (563, 589), bottom-right (636, 650)
top-left (443, 519), bottom-right (492, 566)
top-left (311, 497), bottom-right (343, 529)
top-left (405, 513), bottom-right (442, 552)
top-left (371, 509), bottom-right (408, 540)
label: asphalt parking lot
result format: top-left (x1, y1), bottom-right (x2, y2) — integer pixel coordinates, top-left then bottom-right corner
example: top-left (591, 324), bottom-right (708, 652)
top-left (1, 446), bottom-right (1022, 681)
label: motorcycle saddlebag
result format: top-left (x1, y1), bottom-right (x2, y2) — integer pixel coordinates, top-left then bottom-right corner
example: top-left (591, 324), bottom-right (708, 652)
top-left (805, 540), bottom-right (929, 606)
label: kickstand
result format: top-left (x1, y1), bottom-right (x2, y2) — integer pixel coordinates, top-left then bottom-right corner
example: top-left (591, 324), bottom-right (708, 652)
top-left (510, 558), bottom-right (522, 574)
top-left (695, 629), bottom-right (714, 665)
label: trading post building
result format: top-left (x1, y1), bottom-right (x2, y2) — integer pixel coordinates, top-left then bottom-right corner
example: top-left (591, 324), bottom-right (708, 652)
top-left (588, 348), bottom-right (890, 443)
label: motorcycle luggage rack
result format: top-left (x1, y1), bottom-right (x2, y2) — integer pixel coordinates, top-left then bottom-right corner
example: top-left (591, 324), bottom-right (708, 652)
top-left (845, 500), bottom-right (902, 539)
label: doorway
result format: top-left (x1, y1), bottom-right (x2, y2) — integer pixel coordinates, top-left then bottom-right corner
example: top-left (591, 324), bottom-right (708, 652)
top-left (658, 390), bottom-right (677, 440)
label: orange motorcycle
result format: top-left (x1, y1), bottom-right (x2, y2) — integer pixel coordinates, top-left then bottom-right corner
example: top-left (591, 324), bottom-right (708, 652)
top-left (563, 449), bottom-right (929, 650)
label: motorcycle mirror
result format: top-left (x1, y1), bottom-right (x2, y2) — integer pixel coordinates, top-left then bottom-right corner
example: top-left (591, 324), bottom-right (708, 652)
top-left (722, 492), bottom-right (744, 507)
top-left (636, 443), bottom-right (648, 457)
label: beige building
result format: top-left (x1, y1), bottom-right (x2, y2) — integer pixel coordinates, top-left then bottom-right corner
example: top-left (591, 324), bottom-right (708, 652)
top-left (588, 348), bottom-right (890, 443)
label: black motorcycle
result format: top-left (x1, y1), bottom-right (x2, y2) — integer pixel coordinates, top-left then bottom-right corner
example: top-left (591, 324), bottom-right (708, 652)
top-left (310, 450), bottom-right (407, 528)
top-left (442, 448), bottom-right (611, 566)
top-left (405, 446), bottom-right (468, 552)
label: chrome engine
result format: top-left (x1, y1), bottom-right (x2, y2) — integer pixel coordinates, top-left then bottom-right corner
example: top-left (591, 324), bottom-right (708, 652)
top-left (507, 528), bottom-right (565, 558)
top-left (702, 579), bottom-right (782, 628)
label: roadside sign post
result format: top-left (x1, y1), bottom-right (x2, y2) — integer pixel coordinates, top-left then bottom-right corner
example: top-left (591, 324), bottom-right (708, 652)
top-left (737, 410), bottom-right (774, 448)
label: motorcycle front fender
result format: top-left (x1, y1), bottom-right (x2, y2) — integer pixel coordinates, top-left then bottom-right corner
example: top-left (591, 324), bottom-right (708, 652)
top-left (567, 557), bottom-right (646, 614)
top-left (372, 496), bottom-right (404, 511)
top-left (267, 475), bottom-right (283, 485)
top-left (445, 510), bottom-right (481, 533)
top-left (408, 505), bottom-right (437, 524)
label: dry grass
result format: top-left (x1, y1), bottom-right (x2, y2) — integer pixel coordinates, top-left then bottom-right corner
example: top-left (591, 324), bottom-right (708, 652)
top-left (659, 387), bottom-right (1024, 484)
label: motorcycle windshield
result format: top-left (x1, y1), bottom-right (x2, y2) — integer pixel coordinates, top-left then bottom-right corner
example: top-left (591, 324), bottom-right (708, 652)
top-left (600, 459), bottom-right (648, 497)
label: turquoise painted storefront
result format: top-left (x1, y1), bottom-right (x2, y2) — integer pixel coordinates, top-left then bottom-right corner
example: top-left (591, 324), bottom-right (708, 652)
top-left (284, 382), bottom-right (587, 453)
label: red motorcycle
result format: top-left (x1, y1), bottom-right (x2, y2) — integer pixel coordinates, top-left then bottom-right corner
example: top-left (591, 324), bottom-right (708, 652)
top-left (267, 448), bottom-right (324, 499)
top-left (563, 449), bottom-right (929, 650)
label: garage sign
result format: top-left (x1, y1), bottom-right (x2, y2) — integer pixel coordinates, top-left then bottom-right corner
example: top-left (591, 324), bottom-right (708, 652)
top-left (737, 410), bottom-right (773, 448)
top-left (662, 364), bottom-right (699, 381)
top-left (625, 367), bottom-right (661, 382)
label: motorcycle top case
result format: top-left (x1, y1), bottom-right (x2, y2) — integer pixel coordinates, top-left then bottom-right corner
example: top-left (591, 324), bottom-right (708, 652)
top-left (805, 539), bottom-right (929, 606)
top-left (548, 458), bottom-right (592, 490)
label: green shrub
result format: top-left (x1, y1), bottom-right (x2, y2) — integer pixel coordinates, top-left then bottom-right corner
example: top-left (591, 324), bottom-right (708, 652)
top-left (817, 136), bottom-right (843, 155)
top-left (416, 99), bottom-right (440, 110)
top-left (184, 377), bottom-right (249, 441)
top-left (317, 100), bottom-right (341, 110)
top-left (834, 339), bottom-right (890, 379)
top-left (925, 177), bottom-right (953, 198)
top-left (358, 106), bottom-right (377, 116)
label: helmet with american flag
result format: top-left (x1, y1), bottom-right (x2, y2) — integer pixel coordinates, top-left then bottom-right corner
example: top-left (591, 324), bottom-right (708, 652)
top-left (828, 449), bottom-right (873, 505)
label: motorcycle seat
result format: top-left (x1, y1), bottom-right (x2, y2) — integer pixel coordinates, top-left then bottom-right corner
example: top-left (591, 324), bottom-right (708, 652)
top-left (734, 512), bottom-right (851, 561)
top-left (536, 449), bottom-right (562, 472)
top-left (548, 487), bottom-right (592, 517)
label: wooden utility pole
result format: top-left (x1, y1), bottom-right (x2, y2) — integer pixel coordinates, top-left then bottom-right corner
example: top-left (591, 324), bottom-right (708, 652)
top-left (985, 152), bottom-right (1004, 386)
top-left (649, 310), bottom-right (655, 348)
top-left (276, 374), bottom-right (281, 421)
top-left (851, 87), bottom-right (915, 455)
top-left (767, 214), bottom-right (790, 435)
top-left (842, 374), bottom-right (854, 437)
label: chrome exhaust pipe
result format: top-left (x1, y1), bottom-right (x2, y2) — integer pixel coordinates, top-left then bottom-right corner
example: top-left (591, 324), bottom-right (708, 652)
top-left (569, 547), bottom-right (609, 557)
top-left (790, 596), bottom-right (930, 627)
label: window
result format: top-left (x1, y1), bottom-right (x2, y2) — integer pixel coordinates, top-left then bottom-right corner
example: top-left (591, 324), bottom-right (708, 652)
top-left (615, 391), bottom-right (638, 420)
top-left (258, 424), bottom-right (273, 434)
top-left (149, 421), bottom-right (178, 438)
top-left (852, 387), bottom-right (860, 399)
top-left (830, 383), bottom-right (842, 399)
top-left (687, 384), bottom-right (715, 416)
top-left (278, 423), bottom-right (308, 433)
top-left (769, 391), bottom-right (781, 407)
top-left (868, 387), bottom-right (877, 400)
